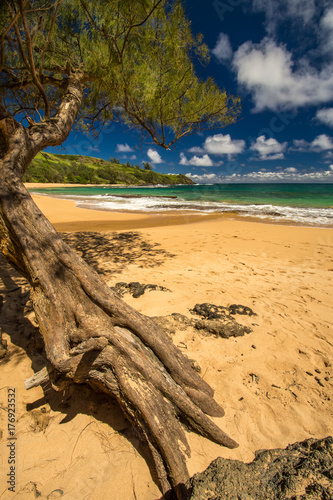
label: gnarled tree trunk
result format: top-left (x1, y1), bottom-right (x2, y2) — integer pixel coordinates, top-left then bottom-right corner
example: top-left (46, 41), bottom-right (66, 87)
top-left (0, 77), bottom-right (238, 499)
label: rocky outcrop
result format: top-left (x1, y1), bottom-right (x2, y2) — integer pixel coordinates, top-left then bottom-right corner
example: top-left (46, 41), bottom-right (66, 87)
top-left (193, 319), bottom-right (251, 338)
top-left (190, 303), bottom-right (255, 338)
top-left (190, 303), bottom-right (256, 320)
top-left (187, 436), bottom-right (333, 500)
top-left (152, 313), bottom-right (192, 335)
top-left (152, 303), bottom-right (255, 340)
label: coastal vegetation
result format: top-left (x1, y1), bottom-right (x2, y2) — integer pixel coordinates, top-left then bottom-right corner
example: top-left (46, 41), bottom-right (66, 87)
top-left (23, 152), bottom-right (194, 185)
top-left (0, 1), bottom-right (240, 497)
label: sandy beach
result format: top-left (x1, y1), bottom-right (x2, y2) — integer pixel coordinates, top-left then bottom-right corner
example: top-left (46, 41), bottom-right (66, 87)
top-left (0, 191), bottom-right (332, 499)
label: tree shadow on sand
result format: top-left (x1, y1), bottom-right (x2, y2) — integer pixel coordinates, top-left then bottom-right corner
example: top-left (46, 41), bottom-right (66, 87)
top-left (62, 231), bottom-right (175, 277)
top-left (0, 242), bottom-right (174, 497)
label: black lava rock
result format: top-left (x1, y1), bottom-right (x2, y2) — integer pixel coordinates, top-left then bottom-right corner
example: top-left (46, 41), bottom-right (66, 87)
top-left (190, 303), bottom-right (230, 320)
top-left (194, 319), bottom-right (251, 338)
top-left (187, 436), bottom-right (333, 500)
top-left (190, 303), bottom-right (256, 320)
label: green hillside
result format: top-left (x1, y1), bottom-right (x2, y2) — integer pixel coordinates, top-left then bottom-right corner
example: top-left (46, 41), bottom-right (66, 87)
top-left (23, 152), bottom-right (194, 186)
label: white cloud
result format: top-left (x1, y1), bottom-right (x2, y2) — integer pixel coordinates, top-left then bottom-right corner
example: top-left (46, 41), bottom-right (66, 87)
top-left (204, 134), bottom-right (245, 156)
top-left (321, 8), bottom-right (333, 53)
top-left (322, 8), bottom-right (333, 30)
top-left (184, 134), bottom-right (245, 164)
top-left (252, 0), bottom-right (317, 34)
top-left (233, 38), bottom-right (333, 112)
top-left (185, 173), bottom-right (217, 183)
top-left (185, 167), bottom-right (333, 183)
top-left (188, 146), bottom-right (205, 154)
top-left (212, 33), bottom-right (233, 62)
top-left (311, 134), bottom-right (333, 150)
top-left (241, 168), bottom-right (333, 182)
top-left (147, 148), bottom-right (163, 164)
top-left (316, 108), bottom-right (333, 127)
top-left (250, 135), bottom-right (287, 160)
top-left (292, 139), bottom-right (308, 150)
top-left (292, 134), bottom-right (333, 152)
top-left (116, 143), bottom-right (134, 153)
top-left (130, 154), bottom-right (137, 160)
top-left (180, 152), bottom-right (215, 167)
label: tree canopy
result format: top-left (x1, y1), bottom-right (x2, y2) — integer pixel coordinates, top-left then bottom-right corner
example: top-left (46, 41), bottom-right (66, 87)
top-left (0, 0), bottom-right (240, 149)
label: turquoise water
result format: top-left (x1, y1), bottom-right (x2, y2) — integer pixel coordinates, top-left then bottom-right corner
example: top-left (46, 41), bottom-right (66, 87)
top-left (29, 183), bottom-right (333, 226)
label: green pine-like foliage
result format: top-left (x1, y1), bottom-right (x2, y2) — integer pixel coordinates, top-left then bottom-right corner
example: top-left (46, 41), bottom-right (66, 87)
top-left (0, 0), bottom-right (240, 149)
top-left (23, 152), bottom-right (195, 185)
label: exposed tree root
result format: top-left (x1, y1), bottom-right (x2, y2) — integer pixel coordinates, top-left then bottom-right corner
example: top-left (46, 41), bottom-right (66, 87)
top-left (1, 179), bottom-right (238, 499)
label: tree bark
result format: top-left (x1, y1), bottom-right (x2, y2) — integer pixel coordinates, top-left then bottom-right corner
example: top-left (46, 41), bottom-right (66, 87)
top-left (0, 79), bottom-right (238, 499)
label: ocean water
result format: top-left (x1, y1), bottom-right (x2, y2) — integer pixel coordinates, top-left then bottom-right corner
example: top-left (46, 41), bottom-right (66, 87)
top-left (29, 183), bottom-right (333, 227)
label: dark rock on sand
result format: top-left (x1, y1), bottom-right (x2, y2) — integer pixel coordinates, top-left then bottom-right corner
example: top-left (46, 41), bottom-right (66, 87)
top-left (228, 304), bottom-right (256, 316)
top-left (111, 281), bottom-right (171, 298)
top-left (190, 303), bottom-right (254, 338)
top-left (190, 303), bottom-right (231, 320)
top-left (152, 313), bottom-right (192, 336)
top-left (152, 306), bottom-right (252, 339)
top-left (190, 303), bottom-right (256, 320)
top-left (194, 319), bottom-right (251, 338)
top-left (187, 436), bottom-right (333, 500)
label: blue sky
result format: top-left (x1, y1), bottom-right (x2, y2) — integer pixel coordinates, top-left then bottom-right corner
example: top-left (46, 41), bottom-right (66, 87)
top-left (47, 0), bottom-right (333, 183)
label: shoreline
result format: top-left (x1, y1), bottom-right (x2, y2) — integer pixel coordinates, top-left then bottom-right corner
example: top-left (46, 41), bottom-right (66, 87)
top-left (25, 182), bottom-right (127, 188)
top-left (29, 191), bottom-right (333, 231)
top-left (26, 183), bottom-right (333, 230)
top-left (31, 193), bottom-right (227, 232)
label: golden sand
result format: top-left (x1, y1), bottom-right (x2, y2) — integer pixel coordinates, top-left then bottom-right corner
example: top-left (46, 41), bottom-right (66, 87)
top-left (0, 191), bottom-right (332, 499)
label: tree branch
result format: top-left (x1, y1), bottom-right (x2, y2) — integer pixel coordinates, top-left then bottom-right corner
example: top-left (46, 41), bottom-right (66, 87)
top-left (0, 0), bottom-right (29, 71)
top-left (27, 74), bottom-right (83, 152)
top-left (78, 0), bottom-right (122, 62)
top-left (119, 0), bottom-right (166, 57)
top-left (18, 0), bottom-right (51, 118)
top-left (11, 14), bottom-right (30, 71)
top-left (39, 0), bottom-right (63, 77)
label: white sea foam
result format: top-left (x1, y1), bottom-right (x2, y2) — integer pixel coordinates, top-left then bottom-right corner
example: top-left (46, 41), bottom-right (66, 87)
top-left (30, 190), bottom-right (333, 227)
top-left (74, 196), bottom-right (333, 227)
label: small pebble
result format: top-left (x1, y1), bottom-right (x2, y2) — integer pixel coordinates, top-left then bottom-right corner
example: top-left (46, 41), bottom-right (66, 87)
top-left (251, 345), bottom-right (256, 349)
top-left (324, 376), bottom-right (329, 382)
top-left (306, 371), bottom-right (313, 376)
top-left (315, 369), bottom-right (321, 374)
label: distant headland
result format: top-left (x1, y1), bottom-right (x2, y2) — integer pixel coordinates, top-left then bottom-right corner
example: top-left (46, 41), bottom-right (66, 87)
top-left (23, 152), bottom-right (195, 186)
